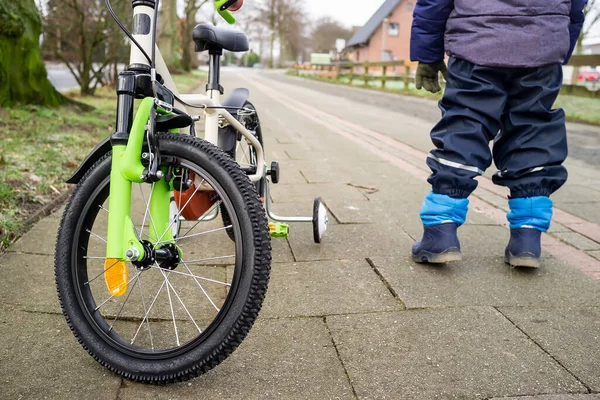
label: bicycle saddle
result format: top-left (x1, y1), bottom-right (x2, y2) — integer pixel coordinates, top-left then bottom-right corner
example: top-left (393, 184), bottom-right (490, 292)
top-left (193, 24), bottom-right (249, 53)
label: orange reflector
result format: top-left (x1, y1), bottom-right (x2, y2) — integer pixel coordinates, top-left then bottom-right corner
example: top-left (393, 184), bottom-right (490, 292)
top-left (104, 258), bottom-right (128, 297)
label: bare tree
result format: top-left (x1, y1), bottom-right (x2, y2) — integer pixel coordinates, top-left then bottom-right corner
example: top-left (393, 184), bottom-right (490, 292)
top-left (311, 17), bottom-right (354, 54)
top-left (44, 0), bottom-right (118, 96)
top-left (253, 0), bottom-right (306, 68)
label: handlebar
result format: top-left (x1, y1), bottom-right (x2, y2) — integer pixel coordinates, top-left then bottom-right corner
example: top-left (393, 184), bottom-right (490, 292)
top-left (215, 0), bottom-right (240, 24)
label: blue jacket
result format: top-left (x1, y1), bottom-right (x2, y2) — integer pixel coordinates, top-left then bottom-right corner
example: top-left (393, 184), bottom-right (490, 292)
top-left (410, 0), bottom-right (587, 67)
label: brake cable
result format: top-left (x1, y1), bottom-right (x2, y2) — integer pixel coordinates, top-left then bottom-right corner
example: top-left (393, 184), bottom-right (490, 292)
top-left (105, 0), bottom-right (153, 65)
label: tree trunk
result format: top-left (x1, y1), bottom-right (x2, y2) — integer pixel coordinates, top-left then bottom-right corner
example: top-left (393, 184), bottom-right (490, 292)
top-left (158, 0), bottom-right (180, 70)
top-left (0, 0), bottom-right (66, 107)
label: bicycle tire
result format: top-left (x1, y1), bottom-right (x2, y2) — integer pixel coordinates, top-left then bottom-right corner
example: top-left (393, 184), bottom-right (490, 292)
top-left (55, 133), bottom-right (271, 383)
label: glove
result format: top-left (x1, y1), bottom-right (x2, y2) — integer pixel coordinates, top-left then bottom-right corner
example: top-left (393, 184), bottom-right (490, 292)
top-left (415, 61), bottom-right (448, 93)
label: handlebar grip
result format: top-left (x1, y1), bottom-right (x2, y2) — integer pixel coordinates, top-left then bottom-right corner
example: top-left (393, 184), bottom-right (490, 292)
top-left (215, 0), bottom-right (236, 24)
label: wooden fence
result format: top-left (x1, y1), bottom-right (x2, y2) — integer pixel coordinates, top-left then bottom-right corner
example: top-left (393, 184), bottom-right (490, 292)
top-left (291, 54), bottom-right (600, 98)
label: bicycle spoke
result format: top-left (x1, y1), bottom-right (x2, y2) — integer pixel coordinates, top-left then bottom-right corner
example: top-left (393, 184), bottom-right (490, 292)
top-left (131, 276), bottom-right (168, 345)
top-left (173, 226), bottom-right (232, 242)
top-left (155, 179), bottom-right (206, 246)
top-left (139, 183), bottom-right (155, 241)
top-left (108, 277), bottom-right (139, 332)
top-left (183, 255), bottom-right (235, 264)
top-left (179, 200), bottom-right (222, 239)
top-left (137, 273), bottom-right (154, 350)
top-left (95, 271), bottom-right (141, 311)
top-left (158, 268), bottom-right (202, 333)
top-left (163, 268), bottom-right (180, 346)
top-left (181, 261), bottom-right (220, 312)
top-left (147, 264), bottom-right (231, 286)
top-left (86, 229), bottom-right (107, 243)
top-left (84, 259), bottom-right (120, 286)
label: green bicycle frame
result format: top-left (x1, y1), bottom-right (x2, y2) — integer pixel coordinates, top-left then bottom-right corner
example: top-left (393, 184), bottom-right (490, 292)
top-left (105, 97), bottom-right (175, 262)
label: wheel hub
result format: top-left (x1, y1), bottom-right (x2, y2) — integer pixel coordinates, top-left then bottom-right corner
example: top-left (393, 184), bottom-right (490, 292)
top-left (132, 241), bottom-right (180, 271)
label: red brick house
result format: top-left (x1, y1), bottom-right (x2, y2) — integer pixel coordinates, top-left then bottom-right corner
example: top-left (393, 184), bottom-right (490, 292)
top-left (346, 0), bottom-right (415, 63)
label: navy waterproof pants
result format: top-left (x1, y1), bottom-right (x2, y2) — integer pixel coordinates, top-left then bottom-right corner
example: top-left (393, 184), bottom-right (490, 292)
top-left (427, 57), bottom-right (568, 199)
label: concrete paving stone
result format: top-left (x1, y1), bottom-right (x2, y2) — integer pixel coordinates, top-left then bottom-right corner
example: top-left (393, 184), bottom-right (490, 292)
top-left (299, 162), bottom-right (361, 184)
top-left (261, 260), bottom-right (400, 318)
top-left (271, 237), bottom-right (295, 263)
top-left (498, 307), bottom-right (600, 392)
top-left (475, 192), bottom-right (510, 212)
top-left (327, 307), bottom-right (587, 400)
top-left (274, 166), bottom-right (309, 185)
top-left (551, 184), bottom-right (600, 204)
top-left (10, 216), bottom-right (58, 255)
top-left (490, 396), bottom-right (600, 400)
top-left (0, 253), bottom-right (60, 314)
top-left (324, 198), bottom-right (499, 227)
top-left (552, 232), bottom-right (600, 251)
top-left (0, 309), bottom-right (121, 400)
top-left (118, 318), bottom-right (354, 400)
top-left (360, 181), bottom-right (431, 202)
top-left (589, 250), bottom-right (600, 261)
top-left (370, 255), bottom-right (600, 308)
top-left (554, 202), bottom-right (600, 225)
top-left (270, 182), bottom-right (368, 204)
top-left (548, 221), bottom-right (572, 233)
top-left (287, 222), bottom-right (414, 262)
top-left (324, 198), bottom-right (376, 224)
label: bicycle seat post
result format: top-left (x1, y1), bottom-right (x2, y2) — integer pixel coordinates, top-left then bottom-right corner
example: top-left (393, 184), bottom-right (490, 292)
top-left (205, 48), bottom-right (224, 145)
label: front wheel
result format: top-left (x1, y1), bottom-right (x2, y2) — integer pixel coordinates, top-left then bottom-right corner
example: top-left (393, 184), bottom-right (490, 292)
top-left (55, 134), bottom-right (271, 383)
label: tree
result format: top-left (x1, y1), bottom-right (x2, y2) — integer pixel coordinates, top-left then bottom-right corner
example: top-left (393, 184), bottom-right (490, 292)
top-left (312, 17), bottom-right (354, 54)
top-left (158, 0), bottom-right (180, 70)
top-left (254, 0), bottom-right (306, 68)
top-left (578, 0), bottom-right (600, 53)
top-left (181, 0), bottom-right (211, 72)
top-left (44, 0), bottom-right (117, 96)
top-left (0, 0), bottom-right (67, 107)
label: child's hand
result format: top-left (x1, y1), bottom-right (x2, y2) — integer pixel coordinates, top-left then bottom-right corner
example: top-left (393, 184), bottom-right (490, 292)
top-left (228, 0), bottom-right (243, 11)
top-left (415, 61), bottom-right (448, 93)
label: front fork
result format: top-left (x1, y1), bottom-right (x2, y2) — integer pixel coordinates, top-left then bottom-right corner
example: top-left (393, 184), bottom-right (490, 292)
top-left (104, 96), bottom-right (175, 296)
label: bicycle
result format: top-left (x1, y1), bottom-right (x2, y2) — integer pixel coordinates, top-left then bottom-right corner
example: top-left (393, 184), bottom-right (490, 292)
top-left (54, 0), bottom-right (328, 383)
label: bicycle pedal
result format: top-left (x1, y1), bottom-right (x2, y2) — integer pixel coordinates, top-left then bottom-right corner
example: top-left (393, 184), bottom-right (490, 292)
top-left (269, 222), bottom-right (289, 238)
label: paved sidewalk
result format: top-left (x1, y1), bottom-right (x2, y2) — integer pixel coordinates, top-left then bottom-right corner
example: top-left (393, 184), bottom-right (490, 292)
top-left (1, 69), bottom-right (600, 399)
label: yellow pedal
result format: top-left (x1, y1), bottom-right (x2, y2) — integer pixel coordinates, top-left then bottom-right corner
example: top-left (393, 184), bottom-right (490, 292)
top-left (104, 258), bottom-right (128, 297)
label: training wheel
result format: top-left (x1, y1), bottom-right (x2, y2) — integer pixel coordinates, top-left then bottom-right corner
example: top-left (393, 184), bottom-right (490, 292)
top-left (312, 197), bottom-right (328, 244)
top-left (170, 197), bottom-right (182, 239)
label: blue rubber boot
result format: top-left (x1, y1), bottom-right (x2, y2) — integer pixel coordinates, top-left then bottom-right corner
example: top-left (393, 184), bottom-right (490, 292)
top-left (505, 196), bottom-right (552, 269)
top-left (412, 192), bottom-right (468, 264)
top-left (412, 223), bottom-right (462, 263)
top-left (505, 229), bottom-right (542, 268)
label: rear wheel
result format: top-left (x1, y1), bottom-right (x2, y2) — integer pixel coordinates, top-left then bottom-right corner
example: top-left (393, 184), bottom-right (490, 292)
top-left (222, 101), bottom-right (264, 241)
top-left (55, 134), bottom-right (271, 383)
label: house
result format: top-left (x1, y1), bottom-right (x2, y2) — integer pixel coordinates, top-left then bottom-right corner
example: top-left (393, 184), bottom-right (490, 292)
top-left (346, 0), bottom-right (414, 63)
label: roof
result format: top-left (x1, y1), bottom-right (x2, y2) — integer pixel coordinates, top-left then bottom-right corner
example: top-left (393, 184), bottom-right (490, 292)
top-left (346, 0), bottom-right (402, 48)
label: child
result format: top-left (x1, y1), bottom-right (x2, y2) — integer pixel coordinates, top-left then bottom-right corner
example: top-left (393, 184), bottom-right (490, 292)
top-left (410, 0), bottom-right (587, 268)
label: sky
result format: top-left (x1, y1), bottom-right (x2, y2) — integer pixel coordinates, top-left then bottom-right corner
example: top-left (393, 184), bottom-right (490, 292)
top-left (302, 0), bottom-right (387, 27)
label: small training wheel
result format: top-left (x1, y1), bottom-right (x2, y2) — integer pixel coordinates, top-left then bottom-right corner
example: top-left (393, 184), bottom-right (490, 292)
top-left (170, 197), bottom-right (182, 239)
top-left (312, 197), bottom-right (328, 243)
